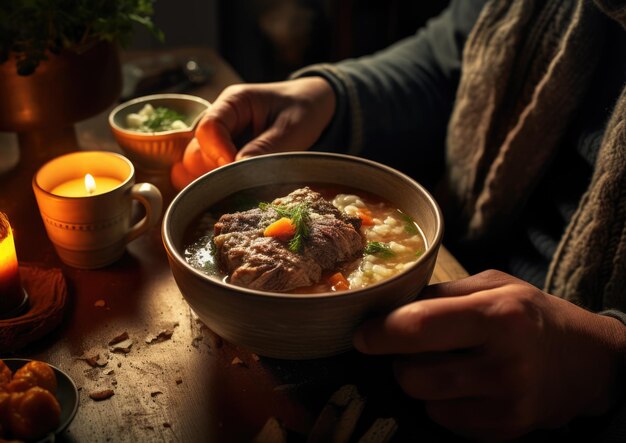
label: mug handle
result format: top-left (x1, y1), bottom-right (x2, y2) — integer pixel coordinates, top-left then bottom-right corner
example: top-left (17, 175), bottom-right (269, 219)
top-left (125, 183), bottom-right (163, 244)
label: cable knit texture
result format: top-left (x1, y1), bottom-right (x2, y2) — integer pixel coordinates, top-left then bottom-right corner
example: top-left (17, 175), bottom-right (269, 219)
top-left (445, 0), bottom-right (626, 311)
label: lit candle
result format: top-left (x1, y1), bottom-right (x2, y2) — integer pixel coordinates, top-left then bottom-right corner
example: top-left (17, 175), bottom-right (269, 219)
top-left (50, 173), bottom-right (122, 197)
top-left (32, 151), bottom-right (163, 269)
top-left (0, 212), bottom-right (25, 314)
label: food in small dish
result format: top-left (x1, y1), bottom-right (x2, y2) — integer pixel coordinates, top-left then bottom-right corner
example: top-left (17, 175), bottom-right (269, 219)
top-left (0, 359), bottom-right (61, 441)
top-left (125, 103), bottom-right (189, 133)
top-left (109, 93), bottom-right (211, 172)
top-left (6, 360), bottom-right (57, 394)
top-left (184, 185), bottom-right (426, 293)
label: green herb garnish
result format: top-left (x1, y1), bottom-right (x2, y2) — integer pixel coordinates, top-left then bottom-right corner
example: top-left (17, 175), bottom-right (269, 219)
top-left (364, 241), bottom-right (395, 258)
top-left (259, 202), bottom-right (311, 253)
top-left (141, 107), bottom-right (187, 132)
top-left (399, 212), bottom-right (419, 235)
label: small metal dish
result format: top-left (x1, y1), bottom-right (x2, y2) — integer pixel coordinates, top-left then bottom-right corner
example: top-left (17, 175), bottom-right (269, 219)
top-left (108, 93), bottom-right (210, 173)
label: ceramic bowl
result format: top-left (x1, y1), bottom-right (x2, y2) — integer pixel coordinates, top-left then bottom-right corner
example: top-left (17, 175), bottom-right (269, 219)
top-left (108, 93), bottom-right (210, 173)
top-left (162, 152), bottom-right (443, 360)
top-left (3, 359), bottom-right (79, 442)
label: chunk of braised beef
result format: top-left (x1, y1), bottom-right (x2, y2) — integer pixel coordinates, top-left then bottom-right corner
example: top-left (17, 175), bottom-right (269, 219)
top-left (213, 187), bottom-right (364, 292)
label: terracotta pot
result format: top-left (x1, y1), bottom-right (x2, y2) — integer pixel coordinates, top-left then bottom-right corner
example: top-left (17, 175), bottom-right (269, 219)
top-left (0, 41), bottom-right (122, 163)
top-left (0, 40), bottom-right (122, 131)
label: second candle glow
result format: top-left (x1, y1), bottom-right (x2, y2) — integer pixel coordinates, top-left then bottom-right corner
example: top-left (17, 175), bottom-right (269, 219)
top-left (50, 174), bottom-right (121, 197)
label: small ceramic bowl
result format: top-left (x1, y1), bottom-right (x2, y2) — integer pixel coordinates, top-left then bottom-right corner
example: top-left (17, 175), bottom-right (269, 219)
top-left (108, 93), bottom-right (210, 173)
top-left (3, 358), bottom-right (79, 442)
top-left (162, 152), bottom-right (443, 360)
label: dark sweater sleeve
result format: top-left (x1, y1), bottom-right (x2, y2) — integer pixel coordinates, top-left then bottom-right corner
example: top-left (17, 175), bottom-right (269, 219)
top-left (291, 0), bottom-right (487, 188)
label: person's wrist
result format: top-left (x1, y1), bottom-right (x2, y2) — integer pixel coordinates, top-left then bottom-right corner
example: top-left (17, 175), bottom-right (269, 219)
top-left (594, 314), bottom-right (626, 412)
top-left (560, 301), bottom-right (626, 418)
top-left (298, 76), bottom-right (336, 122)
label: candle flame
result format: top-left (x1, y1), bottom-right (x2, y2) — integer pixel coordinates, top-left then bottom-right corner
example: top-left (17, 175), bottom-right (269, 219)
top-left (85, 174), bottom-right (96, 195)
top-left (0, 214), bottom-right (18, 273)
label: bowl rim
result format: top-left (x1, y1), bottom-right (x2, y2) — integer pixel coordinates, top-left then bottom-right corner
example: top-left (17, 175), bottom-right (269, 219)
top-left (108, 93), bottom-right (211, 136)
top-left (162, 151), bottom-right (444, 300)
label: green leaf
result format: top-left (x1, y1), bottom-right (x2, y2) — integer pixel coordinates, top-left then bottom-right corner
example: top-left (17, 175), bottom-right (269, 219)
top-left (399, 212), bottom-right (419, 235)
top-left (364, 241), bottom-right (395, 258)
top-left (141, 106), bottom-right (187, 132)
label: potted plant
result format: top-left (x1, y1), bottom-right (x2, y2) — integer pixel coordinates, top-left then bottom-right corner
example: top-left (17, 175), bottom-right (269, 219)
top-left (0, 0), bottom-right (163, 160)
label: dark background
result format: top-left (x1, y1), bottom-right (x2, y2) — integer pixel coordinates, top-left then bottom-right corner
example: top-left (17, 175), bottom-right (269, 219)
top-left (132, 0), bottom-right (450, 82)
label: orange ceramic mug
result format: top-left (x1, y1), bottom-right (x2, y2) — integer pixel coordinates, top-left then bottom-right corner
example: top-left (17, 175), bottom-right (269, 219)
top-left (32, 151), bottom-right (162, 269)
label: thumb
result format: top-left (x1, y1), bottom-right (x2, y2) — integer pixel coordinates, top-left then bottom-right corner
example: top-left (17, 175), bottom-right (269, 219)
top-left (420, 270), bottom-right (522, 299)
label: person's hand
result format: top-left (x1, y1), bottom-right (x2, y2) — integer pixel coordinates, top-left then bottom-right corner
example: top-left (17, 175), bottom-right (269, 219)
top-left (171, 76), bottom-right (336, 190)
top-left (353, 270), bottom-right (625, 440)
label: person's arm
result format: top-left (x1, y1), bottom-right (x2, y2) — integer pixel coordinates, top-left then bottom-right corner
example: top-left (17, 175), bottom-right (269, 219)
top-left (292, 0), bottom-right (488, 186)
top-left (173, 0), bottom-right (487, 190)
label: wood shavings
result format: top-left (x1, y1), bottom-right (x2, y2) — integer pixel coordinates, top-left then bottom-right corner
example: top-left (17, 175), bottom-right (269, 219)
top-left (94, 299), bottom-right (106, 308)
top-left (357, 418), bottom-right (398, 443)
top-left (145, 322), bottom-right (179, 344)
top-left (89, 389), bottom-right (115, 401)
top-left (252, 417), bottom-right (287, 443)
top-left (145, 329), bottom-right (174, 344)
top-left (108, 331), bottom-right (129, 346)
top-left (110, 338), bottom-right (133, 354)
top-left (231, 357), bottom-right (246, 367)
top-left (307, 384), bottom-right (366, 443)
top-left (78, 353), bottom-right (108, 368)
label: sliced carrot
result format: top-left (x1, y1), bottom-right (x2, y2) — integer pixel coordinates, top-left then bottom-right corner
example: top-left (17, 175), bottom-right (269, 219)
top-left (357, 208), bottom-right (374, 226)
top-left (328, 272), bottom-right (350, 291)
top-left (263, 217), bottom-right (296, 241)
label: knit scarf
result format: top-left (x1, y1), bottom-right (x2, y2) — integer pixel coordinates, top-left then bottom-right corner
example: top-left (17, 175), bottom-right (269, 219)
top-left (445, 0), bottom-right (626, 311)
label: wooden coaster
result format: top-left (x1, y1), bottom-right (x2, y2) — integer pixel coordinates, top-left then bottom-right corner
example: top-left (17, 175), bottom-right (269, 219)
top-left (0, 265), bottom-right (67, 353)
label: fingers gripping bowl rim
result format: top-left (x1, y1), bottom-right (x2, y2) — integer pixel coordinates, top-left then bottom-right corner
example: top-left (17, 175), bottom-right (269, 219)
top-left (162, 152), bottom-right (444, 359)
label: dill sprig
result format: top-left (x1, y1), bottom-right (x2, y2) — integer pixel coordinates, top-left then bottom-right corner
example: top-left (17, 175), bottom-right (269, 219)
top-left (259, 202), bottom-right (311, 253)
top-left (364, 241), bottom-right (395, 258)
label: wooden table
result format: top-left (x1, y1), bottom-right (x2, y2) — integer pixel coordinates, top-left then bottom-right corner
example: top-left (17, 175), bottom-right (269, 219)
top-left (0, 47), bottom-right (471, 443)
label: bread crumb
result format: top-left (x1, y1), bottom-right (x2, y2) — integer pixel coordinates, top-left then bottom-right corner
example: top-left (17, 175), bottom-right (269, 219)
top-left (89, 389), bottom-right (115, 401)
top-left (108, 332), bottom-right (129, 346)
